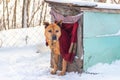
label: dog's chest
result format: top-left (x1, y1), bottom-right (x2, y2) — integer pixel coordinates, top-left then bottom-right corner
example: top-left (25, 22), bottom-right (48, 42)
top-left (49, 41), bottom-right (60, 55)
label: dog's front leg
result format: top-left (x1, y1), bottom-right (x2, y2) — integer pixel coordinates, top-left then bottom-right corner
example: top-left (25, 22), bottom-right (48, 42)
top-left (51, 54), bottom-right (59, 74)
top-left (59, 59), bottom-right (67, 76)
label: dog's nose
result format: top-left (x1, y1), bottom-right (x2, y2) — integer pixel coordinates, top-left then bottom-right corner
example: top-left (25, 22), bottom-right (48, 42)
top-left (52, 35), bottom-right (57, 40)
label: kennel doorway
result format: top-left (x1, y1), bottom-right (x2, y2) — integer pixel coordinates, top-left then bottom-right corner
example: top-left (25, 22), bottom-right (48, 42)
top-left (45, 0), bottom-right (120, 72)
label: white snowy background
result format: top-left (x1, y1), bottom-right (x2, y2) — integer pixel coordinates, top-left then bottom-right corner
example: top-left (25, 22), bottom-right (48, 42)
top-left (0, 26), bottom-right (120, 80)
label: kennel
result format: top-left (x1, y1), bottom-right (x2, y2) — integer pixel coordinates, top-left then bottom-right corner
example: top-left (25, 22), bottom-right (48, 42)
top-left (45, 0), bottom-right (120, 72)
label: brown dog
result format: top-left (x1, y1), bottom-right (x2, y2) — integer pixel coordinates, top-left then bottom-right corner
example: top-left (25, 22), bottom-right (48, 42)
top-left (44, 21), bottom-right (67, 76)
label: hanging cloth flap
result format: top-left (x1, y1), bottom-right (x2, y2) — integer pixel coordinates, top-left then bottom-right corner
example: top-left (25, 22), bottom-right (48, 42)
top-left (59, 22), bottom-right (79, 63)
top-left (50, 10), bottom-right (82, 63)
top-left (50, 10), bottom-right (82, 23)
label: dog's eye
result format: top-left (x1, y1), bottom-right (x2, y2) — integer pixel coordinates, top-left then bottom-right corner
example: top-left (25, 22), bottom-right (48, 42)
top-left (56, 30), bottom-right (59, 33)
top-left (48, 30), bottom-right (52, 33)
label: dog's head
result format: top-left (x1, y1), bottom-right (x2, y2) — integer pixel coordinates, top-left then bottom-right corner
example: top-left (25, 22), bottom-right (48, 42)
top-left (44, 21), bottom-right (62, 43)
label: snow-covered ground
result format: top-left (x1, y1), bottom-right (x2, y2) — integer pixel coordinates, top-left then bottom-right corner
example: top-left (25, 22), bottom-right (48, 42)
top-left (0, 43), bottom-right (120, 80)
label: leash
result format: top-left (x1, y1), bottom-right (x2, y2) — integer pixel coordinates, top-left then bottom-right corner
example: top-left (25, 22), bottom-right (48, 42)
top-left (83, 70), bottom-right (99, 75)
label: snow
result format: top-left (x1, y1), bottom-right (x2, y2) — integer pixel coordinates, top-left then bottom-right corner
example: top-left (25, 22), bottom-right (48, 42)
top-left (0, 44), bottom-right (120, 80)
top-left (0, 26), bottom-right (45, 47)
top-left (96, 29), bottom-right (120, 37)
top-left (0, 45), bottom-right (50, 80)
top-left (96, 2), bottom-right (120, 9)
top-left (0, 33), bottom-right (120, 80)
top-left (46, 0), bottom-right (97, 7)
top-left (46, 0), bottom-right (120, 9)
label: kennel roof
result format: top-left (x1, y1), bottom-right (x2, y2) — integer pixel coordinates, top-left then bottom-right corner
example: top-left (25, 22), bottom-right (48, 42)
top-left (45, 0), bottom-right (120, 10)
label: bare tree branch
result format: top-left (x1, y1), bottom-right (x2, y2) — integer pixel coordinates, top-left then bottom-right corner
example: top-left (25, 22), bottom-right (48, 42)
top-left (43, 3), bottom-right (47, 23)
top-left (26, 0), bottom-right (31, 27)
top-left (3, 0), bottom-right (6, 30)
top-left (39, 1), bottom-right (45, 25)
top-left (118, 0), bottom-right (120, 3)
top-left (6, 0), bottom-right (9, 29)
top-left (13, 0), bottom-right (17, 29)
top-left (113, 0), bottom-right (119, 3)
top-left (28, 6), bottom-right (41, 27)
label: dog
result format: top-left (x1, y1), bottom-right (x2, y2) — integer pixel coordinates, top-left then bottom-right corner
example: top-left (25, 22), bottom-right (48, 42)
top-left (44, 21), bottom-right (67, 76)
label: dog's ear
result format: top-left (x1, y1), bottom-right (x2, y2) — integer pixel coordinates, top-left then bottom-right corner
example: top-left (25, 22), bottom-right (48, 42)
top-left (43, 22), bottom-right (49, 28)
top-left (55, 20), bottom-right (62, 27)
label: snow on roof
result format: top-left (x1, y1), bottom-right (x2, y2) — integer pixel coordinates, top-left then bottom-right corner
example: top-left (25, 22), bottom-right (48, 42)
top-left (45, 0), bottom-right (120, 10)
top-left (96, 3), bottom-right (120, 10)
top-left (45, 0), bottom-right (97, 7)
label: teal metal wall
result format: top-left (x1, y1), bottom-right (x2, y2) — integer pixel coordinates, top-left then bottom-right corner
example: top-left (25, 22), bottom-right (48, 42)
top-left (83, 11), bottom-right (120, 70)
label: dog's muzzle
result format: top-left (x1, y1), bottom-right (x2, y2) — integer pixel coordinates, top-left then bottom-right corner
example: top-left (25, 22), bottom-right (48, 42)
top-left (52, 35), bottom-right (57, 40)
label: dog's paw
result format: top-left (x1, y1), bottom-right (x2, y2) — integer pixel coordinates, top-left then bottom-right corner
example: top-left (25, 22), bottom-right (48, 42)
top-left (58, 71), bottom-right (65, 76)
top-left (50, 70), bottom-right (56, 74)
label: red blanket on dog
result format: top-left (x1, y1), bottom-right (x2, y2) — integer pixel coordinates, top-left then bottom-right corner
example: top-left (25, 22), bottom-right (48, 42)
top-left (59, 22), bottom-right (78, 63)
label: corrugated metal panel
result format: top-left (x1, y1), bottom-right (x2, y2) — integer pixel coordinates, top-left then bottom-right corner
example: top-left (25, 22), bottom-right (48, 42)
top-left (83, 11), bottom-right (120, 70)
